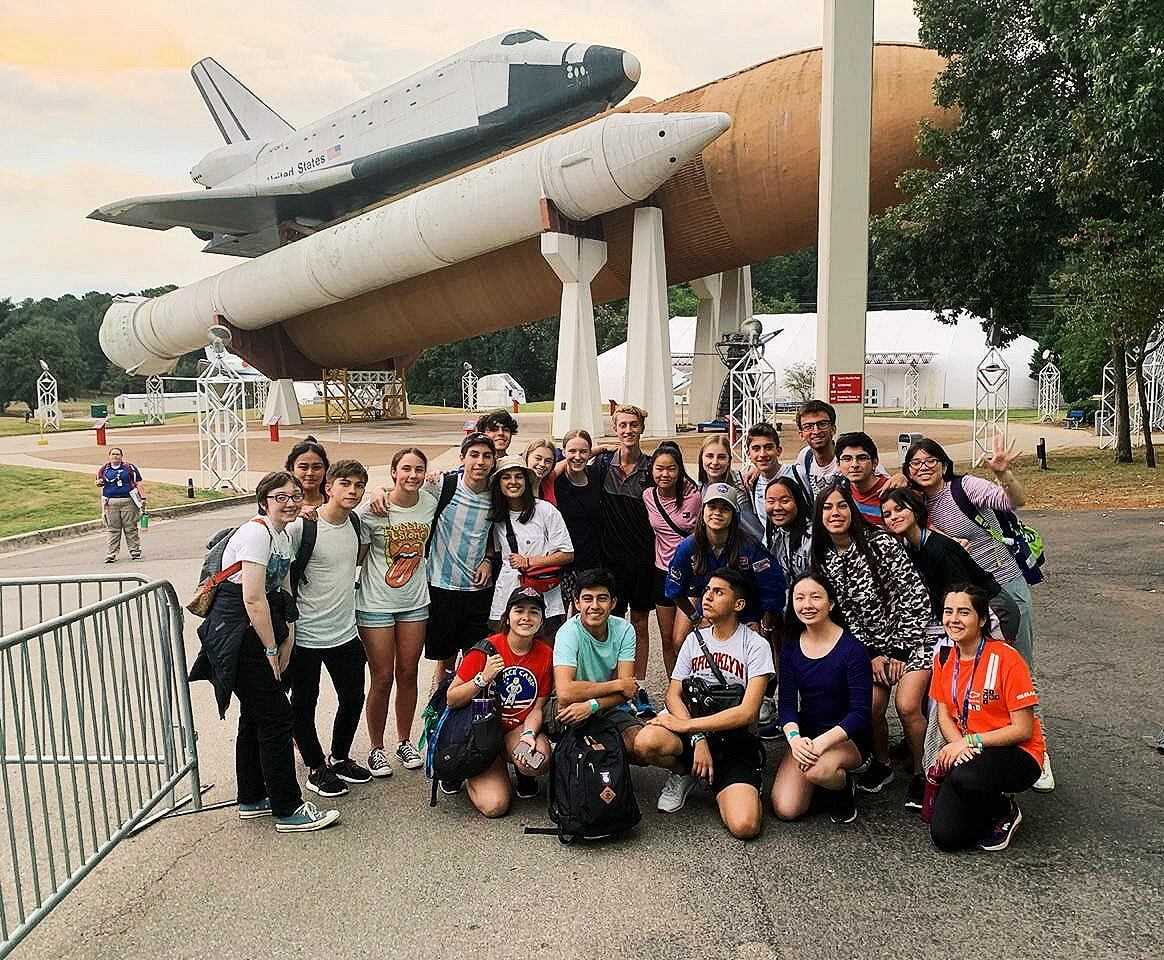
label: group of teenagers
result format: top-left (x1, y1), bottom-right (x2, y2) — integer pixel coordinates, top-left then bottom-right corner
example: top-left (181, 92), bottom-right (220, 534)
top-left (189, 400), bottom-right (1052, 853)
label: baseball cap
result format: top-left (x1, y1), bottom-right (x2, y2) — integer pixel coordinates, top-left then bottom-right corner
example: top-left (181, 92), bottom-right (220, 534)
top-left (461, 432), bottom-right (496, 456)
top-left (504, 586), bottom-right (546, 616)
top-left (704, 482), bottom-right (740, 511)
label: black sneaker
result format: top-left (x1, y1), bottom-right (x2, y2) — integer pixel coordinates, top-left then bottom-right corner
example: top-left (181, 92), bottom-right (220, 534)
top-left (633, 687), bottom-right (657, 720)
top-left (306, 765), bottom-right (348, 798)
top-left (855, 758), bottom-right (894, 794)
top-left (829, 773), bottom-right (858, 824)
top-left (514, 771), bottom-right (538, 799)
top-left (329, 756), bottom-right (372, 783)
top-left (904, 773), bottom-right (925, 810)
top-left (438, 779), bottom-right (463, 795)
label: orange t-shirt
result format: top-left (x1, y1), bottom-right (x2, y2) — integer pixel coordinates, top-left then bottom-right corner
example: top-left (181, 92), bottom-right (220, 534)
top-left (929, 640), bottom-right (1046, 764)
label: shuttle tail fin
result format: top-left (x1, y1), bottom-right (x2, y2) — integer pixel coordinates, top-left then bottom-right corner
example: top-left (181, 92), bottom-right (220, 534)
top-left (191, 57), bottom-right (294, 144)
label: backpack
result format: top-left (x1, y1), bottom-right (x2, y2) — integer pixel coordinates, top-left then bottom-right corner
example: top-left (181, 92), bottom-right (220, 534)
top-left (185, 518), bottom-right (270, 617)
top-left (419, 639), bottom-right (505, 805)
top-left (949, 477), bottom-right (1045, 586)
top-left (289, 512), bottom-right (363, 596)
top-left (423, 473), bottom-right (461, 558)
top-left (543, 713), bottom-right (641, 844)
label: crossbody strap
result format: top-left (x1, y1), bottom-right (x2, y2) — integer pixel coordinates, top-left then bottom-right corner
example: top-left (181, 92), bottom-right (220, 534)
top-left (652, 487), bottom-right (690, 538)
top-left (691, 626), bottom-right (731, 687)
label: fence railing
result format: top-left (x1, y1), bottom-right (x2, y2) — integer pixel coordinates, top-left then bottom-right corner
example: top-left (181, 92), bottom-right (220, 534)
top-left (0, 575), bottom-right (204, 958)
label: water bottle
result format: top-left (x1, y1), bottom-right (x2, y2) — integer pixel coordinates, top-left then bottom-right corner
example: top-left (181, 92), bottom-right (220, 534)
top-left (920, 764), bottom-right (945, 824)
top-left (472, 697), bottom-right (493, 721)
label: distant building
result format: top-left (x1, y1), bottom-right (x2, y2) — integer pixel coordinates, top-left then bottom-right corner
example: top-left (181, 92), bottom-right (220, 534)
top-left (597, 311), bottom-right (1039, 410)
top-left (477, 373), bottom-right (527, 410)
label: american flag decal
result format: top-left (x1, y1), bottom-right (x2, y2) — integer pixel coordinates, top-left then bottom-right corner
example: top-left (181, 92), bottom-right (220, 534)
top-left (327, 144), bottom-right (342, 159)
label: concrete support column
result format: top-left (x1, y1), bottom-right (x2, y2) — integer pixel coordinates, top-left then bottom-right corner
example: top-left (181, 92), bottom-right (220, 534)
top-left (814, 0), bottom-right (874, 434)
top-left (263, 378), bottom-right (302, 426)
top-left (624, 206), bottom-right (675, 438)
top-left (542, 232), bottom-right (606, 441)
top-left (689, 273), bottom-right (723, 425)
top-left (719, 266), bottom-right (754, 332)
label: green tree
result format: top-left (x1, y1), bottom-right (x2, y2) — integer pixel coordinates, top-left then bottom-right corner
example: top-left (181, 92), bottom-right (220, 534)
top-left (0, 321), bottom-right (87, 412)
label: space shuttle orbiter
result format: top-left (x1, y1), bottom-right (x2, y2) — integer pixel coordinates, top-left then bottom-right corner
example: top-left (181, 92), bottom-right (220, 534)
top-left (89, 30), bottom-right (641, 257)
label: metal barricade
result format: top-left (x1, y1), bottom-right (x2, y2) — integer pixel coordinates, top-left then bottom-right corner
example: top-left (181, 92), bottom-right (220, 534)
top-left (0, 575), bottom-right (204, 957)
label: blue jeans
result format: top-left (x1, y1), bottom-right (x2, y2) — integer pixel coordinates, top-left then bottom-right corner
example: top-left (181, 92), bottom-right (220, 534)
top-left (997, 576), bottom-right (1046, 731)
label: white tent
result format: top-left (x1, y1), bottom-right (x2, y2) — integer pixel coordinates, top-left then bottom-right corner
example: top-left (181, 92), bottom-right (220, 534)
top-left (597, 310), bottom-right (1039, 410)
top-left (477, 372), bottom-right (526, 409)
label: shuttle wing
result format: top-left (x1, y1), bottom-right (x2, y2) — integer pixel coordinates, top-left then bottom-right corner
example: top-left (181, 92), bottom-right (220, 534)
top-left (88, 187), bottom-right (277, 236)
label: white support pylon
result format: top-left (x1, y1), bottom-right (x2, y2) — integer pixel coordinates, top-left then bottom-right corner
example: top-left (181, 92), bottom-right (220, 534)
top-left (542, 232), bottom-right (606, 441)
top-left (719, 267), bottom-right (754, 332)
top-left (689, 274), bottom-right (723, 425)
top-left (263, 378), bottom-right (303, 426)
top-left (814, 0), bottom-right (874, 435)
top-left (623, 206), bottom-right (675, 438)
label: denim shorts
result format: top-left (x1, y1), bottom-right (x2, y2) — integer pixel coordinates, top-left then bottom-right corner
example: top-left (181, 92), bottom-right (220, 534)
top-left (356, 606), bottom-right (429, 628)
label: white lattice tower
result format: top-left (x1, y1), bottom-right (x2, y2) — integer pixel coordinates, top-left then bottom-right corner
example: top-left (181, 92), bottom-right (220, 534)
top-left (903, 362), bottom-right (921, 417)
top-left (35, 364), bottom-right (61, 432)
top-left (461, 366), bottom-right (479, 411)
top-left (197, 336), bottom-right (249, 491)
top-left (1143, 351), bottom-right (1163, 432)
top-left (972, 347), bottom-right (1009, 467)
top-left (143, 374), bottom-right (166, 425)
top-left (251, 378), bottom-right (270, 419)
top-left (1037, 362), bottom-right (1062, 423)
top-left (726, 344), bottom-right (777, 467)
top-left (1096, 353), bottom-right (1143, 448)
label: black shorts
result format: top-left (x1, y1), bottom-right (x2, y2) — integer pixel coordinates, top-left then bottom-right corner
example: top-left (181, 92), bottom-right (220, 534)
top-left (425, 585), bottom-right (491, 661)
top-left (681, 732), bottom-right (765, 795)
top-left (605, 560), bottom-right (655, 615)
top-left (652, 568), bottom-right (675, 608)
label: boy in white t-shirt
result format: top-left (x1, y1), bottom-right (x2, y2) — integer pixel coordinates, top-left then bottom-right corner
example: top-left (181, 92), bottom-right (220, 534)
top-left (641, 568), bottom-right (774, 839)
top-left (286, 459), bottom-right (371, 799)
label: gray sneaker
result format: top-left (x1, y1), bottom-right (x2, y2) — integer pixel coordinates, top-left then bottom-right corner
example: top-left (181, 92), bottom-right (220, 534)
top-left (657, 773), bottom-right (697, 813)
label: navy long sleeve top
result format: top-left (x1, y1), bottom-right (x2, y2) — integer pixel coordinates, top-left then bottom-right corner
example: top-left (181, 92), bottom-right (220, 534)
top-left (777, 628), bottom-right (873, 755)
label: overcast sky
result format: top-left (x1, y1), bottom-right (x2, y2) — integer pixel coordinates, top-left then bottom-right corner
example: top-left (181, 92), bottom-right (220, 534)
top-left (0, 0), bottom-right (921, 300)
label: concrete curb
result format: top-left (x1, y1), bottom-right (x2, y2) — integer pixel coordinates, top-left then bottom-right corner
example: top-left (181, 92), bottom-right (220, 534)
top-left (0, 495), bottom-right (254, 555)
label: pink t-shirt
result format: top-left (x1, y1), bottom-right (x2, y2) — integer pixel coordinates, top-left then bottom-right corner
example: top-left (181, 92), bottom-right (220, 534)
top-left (642, 484), bottom-right (702, 570)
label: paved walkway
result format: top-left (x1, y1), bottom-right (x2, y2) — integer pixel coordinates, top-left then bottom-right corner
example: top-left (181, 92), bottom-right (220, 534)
top-left (0, 502), bottom-right (1159, 960)
top-left (0, 412), bottom-right (1100, 487)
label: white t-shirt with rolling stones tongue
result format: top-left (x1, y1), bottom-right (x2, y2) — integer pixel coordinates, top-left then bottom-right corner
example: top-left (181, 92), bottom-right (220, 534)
top-left (288, 514), bottom-right (360, 649)
top-left (672, 623), bottom-right (774, 697)
top-left (356, 492), bottom-right (437, 614)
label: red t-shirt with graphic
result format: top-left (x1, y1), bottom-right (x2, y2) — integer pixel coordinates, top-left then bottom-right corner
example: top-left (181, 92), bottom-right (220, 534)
top-left (929, 639), bottom-right (1045, 764)
top-left (456, 632), bottom-right (553, 731)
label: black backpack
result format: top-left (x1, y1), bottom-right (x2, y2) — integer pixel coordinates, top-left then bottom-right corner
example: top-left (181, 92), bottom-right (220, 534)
top-left (420, 640), bottom-right (504, 805)
top-left (543, 713), bottom-right (641, 844)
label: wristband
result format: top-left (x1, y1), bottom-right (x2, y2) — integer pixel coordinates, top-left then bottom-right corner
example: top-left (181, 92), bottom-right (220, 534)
top-left (522, 729), bottom-right (536, 738)
top-left (974, 733), bottom-right (984, 749)
top-left (264, 646), bottom-right (278, 658)
top-left (690, 733), bottom-right (707, 747)
top-left (588, 698), bottom-right (599, 714)
top-left (786, 730), bottom-right (800, 739)
top-left (964, 733), bottom-right (975, 747)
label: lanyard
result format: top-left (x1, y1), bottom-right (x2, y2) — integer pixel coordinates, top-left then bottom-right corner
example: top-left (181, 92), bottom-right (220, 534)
top-left (951, 636), bottom-right (986, 731)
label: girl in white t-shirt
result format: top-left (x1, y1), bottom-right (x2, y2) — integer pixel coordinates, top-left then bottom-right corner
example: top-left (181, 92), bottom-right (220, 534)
top-left (355, 448), bottom-right (437, 777)
top-left (487, 456), bottom-right (574, 631)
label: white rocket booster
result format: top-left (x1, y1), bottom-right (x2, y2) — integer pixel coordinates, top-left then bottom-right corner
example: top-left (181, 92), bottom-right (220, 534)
top-left (101, 111), bottom-right (731, 374)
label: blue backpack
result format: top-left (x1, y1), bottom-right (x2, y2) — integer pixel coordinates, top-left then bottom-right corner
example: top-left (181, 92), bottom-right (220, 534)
top-left (949, 477), bottom-right (1046, 586)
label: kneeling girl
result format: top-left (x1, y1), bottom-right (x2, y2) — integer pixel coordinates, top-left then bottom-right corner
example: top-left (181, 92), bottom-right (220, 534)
top-left (772, 574), bottom-right (872, 824)
top-left (446, 587), bottom-right (554, 817)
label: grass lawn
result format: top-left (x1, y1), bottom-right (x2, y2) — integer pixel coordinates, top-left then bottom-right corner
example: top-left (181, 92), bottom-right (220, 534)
top-left (869, 408), bottom-right (1044, 422)
top-left (0, 466), bottom-right (229, 538)
top-left (970, 447), bottom-right (1164, 510)
top-left (0, 412), bottom-right (196, 436)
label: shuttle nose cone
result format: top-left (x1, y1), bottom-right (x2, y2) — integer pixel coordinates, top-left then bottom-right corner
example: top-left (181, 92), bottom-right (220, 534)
top-left (622, 51), bottom-right (641, 84)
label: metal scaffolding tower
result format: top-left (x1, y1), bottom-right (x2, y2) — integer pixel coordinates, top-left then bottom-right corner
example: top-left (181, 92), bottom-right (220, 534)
top-left (1037, 361), bottom-right (1062, 423)
top-left (322, 369), bottom-right (409, 423)
top-left (972, 347), bottom-right (1010, 467)
top-left (716, 320), bottom-right (778, 466)
top-left (143, 374), bottom-right (166, 425)
top-left (36, 361), bottom-right (61, 432)
top-left (196, 326), bottom-right (249, 491)
top-left (461, 363), bottom-right (479, 412)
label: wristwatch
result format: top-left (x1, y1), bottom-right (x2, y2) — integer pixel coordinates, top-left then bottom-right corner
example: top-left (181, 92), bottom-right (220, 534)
top-left (264, 646), bottom-right (278, 658)
top-left (472, 672), bottom-right (487, 689)
top-left (690, 733), bottom-right (707, 747)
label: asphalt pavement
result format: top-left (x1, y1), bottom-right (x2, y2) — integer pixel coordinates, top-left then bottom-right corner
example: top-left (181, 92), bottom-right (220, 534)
top-left (0, 503), bottom-right (1161, 960)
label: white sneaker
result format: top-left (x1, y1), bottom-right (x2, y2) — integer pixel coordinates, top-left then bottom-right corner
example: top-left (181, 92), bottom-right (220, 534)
top-left (657, 773), bottom-right (697, 813)
top-left (395, 740), bottom-right (424, 770)
top-left (367, 747), bottom-right (393, 778)
top-left (1032, 752), bottom-right (1055, 793)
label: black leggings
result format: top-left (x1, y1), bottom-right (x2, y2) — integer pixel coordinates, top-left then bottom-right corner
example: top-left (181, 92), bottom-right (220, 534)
top-left (930, 746), bottom-right (1041, 851)
top-left (289, 637), bottom-right (367, 769)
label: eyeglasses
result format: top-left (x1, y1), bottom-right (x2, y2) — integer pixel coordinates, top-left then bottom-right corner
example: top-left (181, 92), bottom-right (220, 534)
top-left (267, 492), bottom-right (305, 504)
top-left (799, 420), bottom-right (833, 433)
top-left (838, 454), bottom-right (871, 463)
top-left (908, 457), bottom-right (942, 470)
